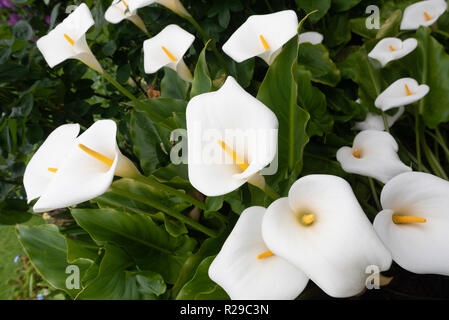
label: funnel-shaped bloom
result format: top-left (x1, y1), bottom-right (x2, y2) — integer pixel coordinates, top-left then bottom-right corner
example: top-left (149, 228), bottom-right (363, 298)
top-left (375, 78), bottom-right (430, 111)
top-left (143, 24), bottom-right (194, 82)
top-left (222, 10), bottom-right (298, 65)
top-left (374, 172), bottom-right (449, 275)
top-left (353, 106), bottom-right (404, 131)
top-left (127, 0), bottom-right (191, 17)
top-left (105, 0), bottom-right (148, 33)
top-left (24, 120), bottom-right (139, 212)
top-left (261, 175), bottom-right (392, 298)
top-left (209, 206), bottom-right (309, 300)
top-left (186, 76), bottom-right (278, 196)
top-left (336, 130), bottom-right (412, 183)
top-left (36, 3), bottom-right (103, 73)
top-left (368, 38), bottom-right (418, 67)
top-left (400, 0), bottom-right (447, 30)
top-left (299, 31), bottom-right (323, 45)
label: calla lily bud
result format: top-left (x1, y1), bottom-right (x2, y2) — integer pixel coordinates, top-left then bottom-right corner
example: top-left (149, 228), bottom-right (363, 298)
top-left (374, 172), bottom-right (449, 276)
top-left (222, 10), bottom-right (299, 65)
top-left (353, 106), bottom-right (404, 131)
top-left (143, 24), bottom-right (194, 82)
top-left (368, 38), bottom-right (418, 67)
top-left (209, 206), bottom-right (309, 300)
top-left (336, 130), bottom-right (412, 184)
top-left (24, 120), bottom-right (139, 213)
top-left (299, 31), bottom-right (323, 45)
top-left (36, 3), bottom-right (103, 73)
top-left (261, 175), bottom-right (392, 298)
top-left (375, 78), bottom-right (430, 111)
top-left (186, 76), bottom-right (278, 196)
top-left (400, 0), bottom-right (447, 30)
top-left (105, 0), bottom-right (148, 34)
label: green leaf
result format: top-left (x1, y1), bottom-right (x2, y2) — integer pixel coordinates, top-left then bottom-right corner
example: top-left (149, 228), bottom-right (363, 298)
top-left (331, 0), bottom-right (361, 12)
top-left (16, 224), bottom-right (90, 297)
top-left (298, 43), bottom-right (341, 86)
top-left (12, 21), bottom-right (33, 41)
top-left (376, 9), bottom-right (402, 39)
top-left (176, 256), bottom-right (229, 300)
top-left (0, 63), bottom-right (28, 82)
top-left (257, 33), bottom-right (309, 176)
top-left (406, 27), bottom-right (449, 128)
top-left (136, 270), bottom-right (166, 296)
top-left (116, 64), bottom-right (131, 84)
top-left (10, 92), bottom-right (33, 118)
top-left (296, 0), bottom-right (331, 23)
top-left (191, 41), bottom-right (212, 98)
top-left (0, 199), bottom-right (31, 225)
top-left (228, 58), bottom-right (255, 88)
top-left (161, 68), bottom-right (190, 100)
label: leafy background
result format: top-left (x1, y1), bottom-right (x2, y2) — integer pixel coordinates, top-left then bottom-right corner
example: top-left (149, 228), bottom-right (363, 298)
top-left (1, 0), bottom-right (449, 299)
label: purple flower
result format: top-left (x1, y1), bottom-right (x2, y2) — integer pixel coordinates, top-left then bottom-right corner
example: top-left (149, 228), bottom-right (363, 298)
top-left (0, 0), bottom-right (14, 9)
top-left (45, 15), bottom-right (51, 25)
top-left (8, 13), bottom-right (21, 26)
top-left (14, 255), bottom-right (20, 264)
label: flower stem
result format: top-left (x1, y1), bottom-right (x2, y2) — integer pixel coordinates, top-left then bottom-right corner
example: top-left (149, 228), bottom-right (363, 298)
top-left (261, 183), bottom-right (281, 200)
top-left (368, 177), bottom-right (381, 211)
top-left (381, 112), bottom-right (390, 133)
top-left (132, 173), bottom-right (206, 211)
top-left (101, 71), bottom-right (164, 123)
top-left (420, 129), bottom-right (448, 180)
top-left (414, 105), bottom-right (422, 172)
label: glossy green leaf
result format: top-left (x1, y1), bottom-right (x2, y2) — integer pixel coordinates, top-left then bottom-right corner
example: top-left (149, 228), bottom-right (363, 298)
top-left (298, 43), bottom-right (341, 86)
top-left (296, 0), bottom-right (331, 23)
top-left (161, 68), bottom-right (190, 100)
top-left (331, 0), bottom-right (361, 12)
top-left (191, 41), bottom-right (212, 98)
top-left (0, 199), bottom-right (31, 225)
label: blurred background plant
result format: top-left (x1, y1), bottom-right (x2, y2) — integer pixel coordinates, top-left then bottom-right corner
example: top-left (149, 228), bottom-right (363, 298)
top-left (1, 0), bottom-right (449, 300)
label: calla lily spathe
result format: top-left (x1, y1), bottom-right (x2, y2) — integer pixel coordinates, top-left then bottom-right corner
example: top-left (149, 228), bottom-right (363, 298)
top-left (400, 0), bottom-right (447, 30)
top-left (336, 130), bottom-right (412, 183)
top-left (375, 78), bottom-right (430, 111)
top-left (127, 0), bottom-right (191, 17)
top-left (368, 38), bottom-right (418, 67)
top-left (222, 10), bottom-right (298, 65)
top-left (209, 206), bottom-right (309, 300)
top-left (299, 31), bottom-right (323, 45)
top-left (186, 76), bottom-right (278, 196)
top-left (24, 120), bottom-right (138, 213)
top-left (36, 3), bottom-right (103, 73)
top-left (105, 0), bottom-right (148, 33)
top-left (143, 24), bottom-right (194, 82)
top-left (353, 106), bottom-right (405, 131)
top-left (261, 175), bottom-right (392, 298)
top-left (374, 172), bottom-right (449, 275)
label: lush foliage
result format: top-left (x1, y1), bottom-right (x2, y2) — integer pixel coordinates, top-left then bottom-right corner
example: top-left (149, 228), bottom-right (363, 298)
top-left (2, 0), bottom-right (449, 299)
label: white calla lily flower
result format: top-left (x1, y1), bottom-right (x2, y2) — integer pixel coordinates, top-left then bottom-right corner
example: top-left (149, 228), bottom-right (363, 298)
top-left (36, 3), bottom-right (103, 73)
top-left (143, 24), bottom-right (194, 82)
top-left (374, 172), bottom-right (449, 275)
top-left (353, 106), bottom-right (405, 131)
top-left (209, 206), bottom-right (309, 300)
top-left (186, 76), bottom-right (278, 196)
top-left (336, 130), bottom-right (412, 183)
top-left (105, 0), bottom-right (148, 33)
top-left (298, 31), bottom-right (323, 45)
top-left (375, 78), bottom-right (430, 111)
top-left (127, 0), bottom-right (191, 17)
top-left (24, 120), bottom-right (139, 213)
top-left (400, 0), bottom-right (447, 30)
top-left (261, 175), bottom-right (392, 298)
top-left (368, 38), bottom-right (418, 67)
top-left (222, 10), bottom-right (298, 65)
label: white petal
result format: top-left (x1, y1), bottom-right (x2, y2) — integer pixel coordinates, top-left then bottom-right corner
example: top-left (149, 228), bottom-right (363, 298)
top-left (156, 0), bottom-right (191, 17)
top-left (143, 24), bottom-right (194, 74)
top-left (400, 0), bottom-right (447, 30)
top-left (222, 10), bottom-right (298, 64)
top-left (128, 0), bottom-right (156, 12)
top-left (298, 31), bottom-right (323, 45)
top-left (336, 130), bottom-right (411, 183)
top-left (105, 0), bottom-right (134, 24)
top-left (368, 38), bottom-right (418, 67)
top-left (33, 120), bottom-right (119, 212)
top-left (186, 76), bottom-right (278, 196)
top-left (61, 3), bottom-right (95, 42)
top-left (209, 206), bottom-right (309, 300)
top-left (375, 78), bottom-right (430, 111)
top-left (262, 175), bottom-right (392, 298)
top-left (24, 124), bottom-right (80, 203)
top-left (353, 106), bottom-right (405, 131)
top-left (72, 35), bottom-right (103, 73)
top-left (374, 172), bottom-right (449, 275)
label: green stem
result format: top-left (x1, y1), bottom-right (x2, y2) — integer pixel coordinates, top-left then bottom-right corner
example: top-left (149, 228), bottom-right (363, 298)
top-left (430, 128), bottom-right (449, 163)
top-left (261, 183), bottom-right (281, 200)
top-left (368, 177), bottom-right (381, 211)
top-left (110, 185), bottom-right (218, 237)
top-left (415, 105), bottom-right (422, 171)
top-left (101, 71), bottom-right (164, 123)
top-left (420, 129), bottom-right (448, 180)
top-left (184, 15), bottom-right (229, 73)
top-left (132, 173), bottom-right (206, 211)
top-left (381, 112), bottom-right (390, 133)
